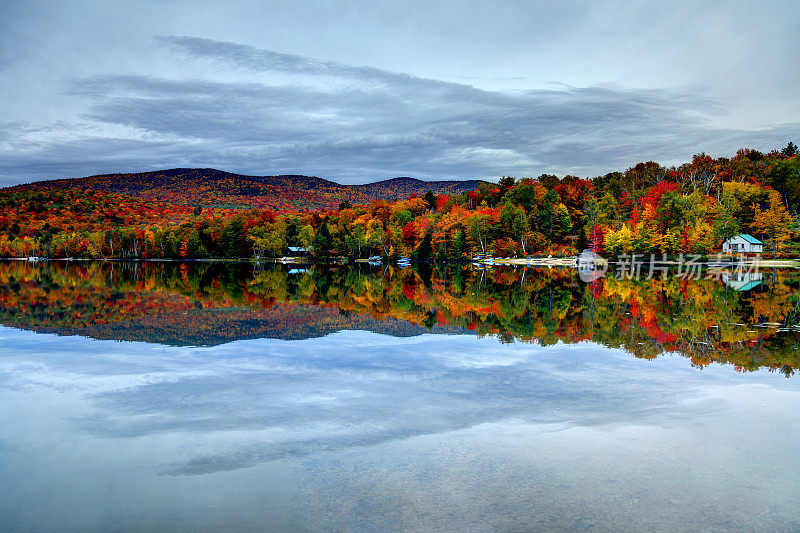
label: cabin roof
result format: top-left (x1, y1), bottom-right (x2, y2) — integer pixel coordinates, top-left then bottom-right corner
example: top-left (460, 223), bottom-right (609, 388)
top-left (728, 234), bottom-right (763, 245)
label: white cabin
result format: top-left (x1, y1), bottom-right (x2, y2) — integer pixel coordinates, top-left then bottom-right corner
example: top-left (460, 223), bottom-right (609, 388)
top-left (722, 234), bottom-right (763, 254)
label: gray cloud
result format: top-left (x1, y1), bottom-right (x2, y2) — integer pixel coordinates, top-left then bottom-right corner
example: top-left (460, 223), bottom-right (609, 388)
top-left (1, 8), bottom-right (798, 185)
top-left (156, 35), bottom-right (458, 93)
top-left (62, 50), bottom-right (795, 180)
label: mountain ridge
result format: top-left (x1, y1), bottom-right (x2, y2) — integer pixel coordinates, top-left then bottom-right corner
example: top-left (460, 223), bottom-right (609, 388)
top-left (10, 168), bottom-right (488, 211)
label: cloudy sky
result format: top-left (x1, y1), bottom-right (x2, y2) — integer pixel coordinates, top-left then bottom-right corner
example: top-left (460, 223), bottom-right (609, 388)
top-left (1, 0), bottom-right (798, 185)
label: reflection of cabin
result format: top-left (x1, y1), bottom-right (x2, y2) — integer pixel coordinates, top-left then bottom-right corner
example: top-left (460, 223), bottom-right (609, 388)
top-left (722, 271), bottom-right (763, 291)
top-left (722, 234), bottom-right (763, 255)
top-left (576, 249), bottom-right (607, 282)
top-left (576, 249), bottom-right (598, 267)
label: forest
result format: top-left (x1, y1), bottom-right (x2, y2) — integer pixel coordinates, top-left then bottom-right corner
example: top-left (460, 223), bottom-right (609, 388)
top-left (1, 144), bottom-right (799, 259)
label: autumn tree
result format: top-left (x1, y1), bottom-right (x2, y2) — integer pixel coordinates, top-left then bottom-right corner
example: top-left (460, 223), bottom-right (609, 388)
top-left (752, 190), bottom-right (796, 257)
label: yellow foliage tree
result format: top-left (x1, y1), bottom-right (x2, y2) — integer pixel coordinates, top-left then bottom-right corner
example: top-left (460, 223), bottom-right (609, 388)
top-left (752, 190), bottom-right (796, 257)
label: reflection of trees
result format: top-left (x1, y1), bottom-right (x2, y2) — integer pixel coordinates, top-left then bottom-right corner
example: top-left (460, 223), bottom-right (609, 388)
top-left (1, 261), bottom-right (800, 374)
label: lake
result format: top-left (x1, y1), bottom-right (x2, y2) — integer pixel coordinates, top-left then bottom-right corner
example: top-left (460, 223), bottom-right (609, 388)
top-left (0, 260), bottom-right (799, 531)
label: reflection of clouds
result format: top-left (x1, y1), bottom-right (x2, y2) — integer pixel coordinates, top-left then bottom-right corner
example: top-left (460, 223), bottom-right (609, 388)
top-left (0, 327), bottom-right (789, 476)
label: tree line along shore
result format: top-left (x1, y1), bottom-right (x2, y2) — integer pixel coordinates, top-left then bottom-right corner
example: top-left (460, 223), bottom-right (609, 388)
top-left (2, 144), bottom-right (799, 261)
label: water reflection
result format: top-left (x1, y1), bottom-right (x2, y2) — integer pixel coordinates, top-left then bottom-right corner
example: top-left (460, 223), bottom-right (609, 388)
top-left (1, 260), bottom-right (799, 374)
top-left (2, 261), bottom-right (800, 530)
top-left (1, 327), bottom-right (799, 531)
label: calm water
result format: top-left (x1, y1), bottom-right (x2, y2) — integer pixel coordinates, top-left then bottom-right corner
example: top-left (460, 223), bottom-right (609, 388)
top-left (0, 261), bottom-right (799, 531)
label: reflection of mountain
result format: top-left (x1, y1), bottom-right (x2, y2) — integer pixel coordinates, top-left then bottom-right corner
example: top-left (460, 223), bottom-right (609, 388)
top-left (58, 305), bottom-right (466, 346)
top-left (0, 263), bottom-right (464, 345)
top-left (1, 260), bottom-right (799, 373)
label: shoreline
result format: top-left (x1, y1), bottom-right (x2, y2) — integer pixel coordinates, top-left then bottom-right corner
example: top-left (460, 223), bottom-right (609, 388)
top-left (6, 256), bottom-right (800, 268)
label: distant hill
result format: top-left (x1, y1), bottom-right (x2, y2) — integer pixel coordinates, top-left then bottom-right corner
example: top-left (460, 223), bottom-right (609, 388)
top-left (12, 168), bottom-right (487, 211)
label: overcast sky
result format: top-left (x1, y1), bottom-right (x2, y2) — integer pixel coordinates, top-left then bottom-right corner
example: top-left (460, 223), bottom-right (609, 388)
top-left (1, 0), bottom-right (798, 185)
